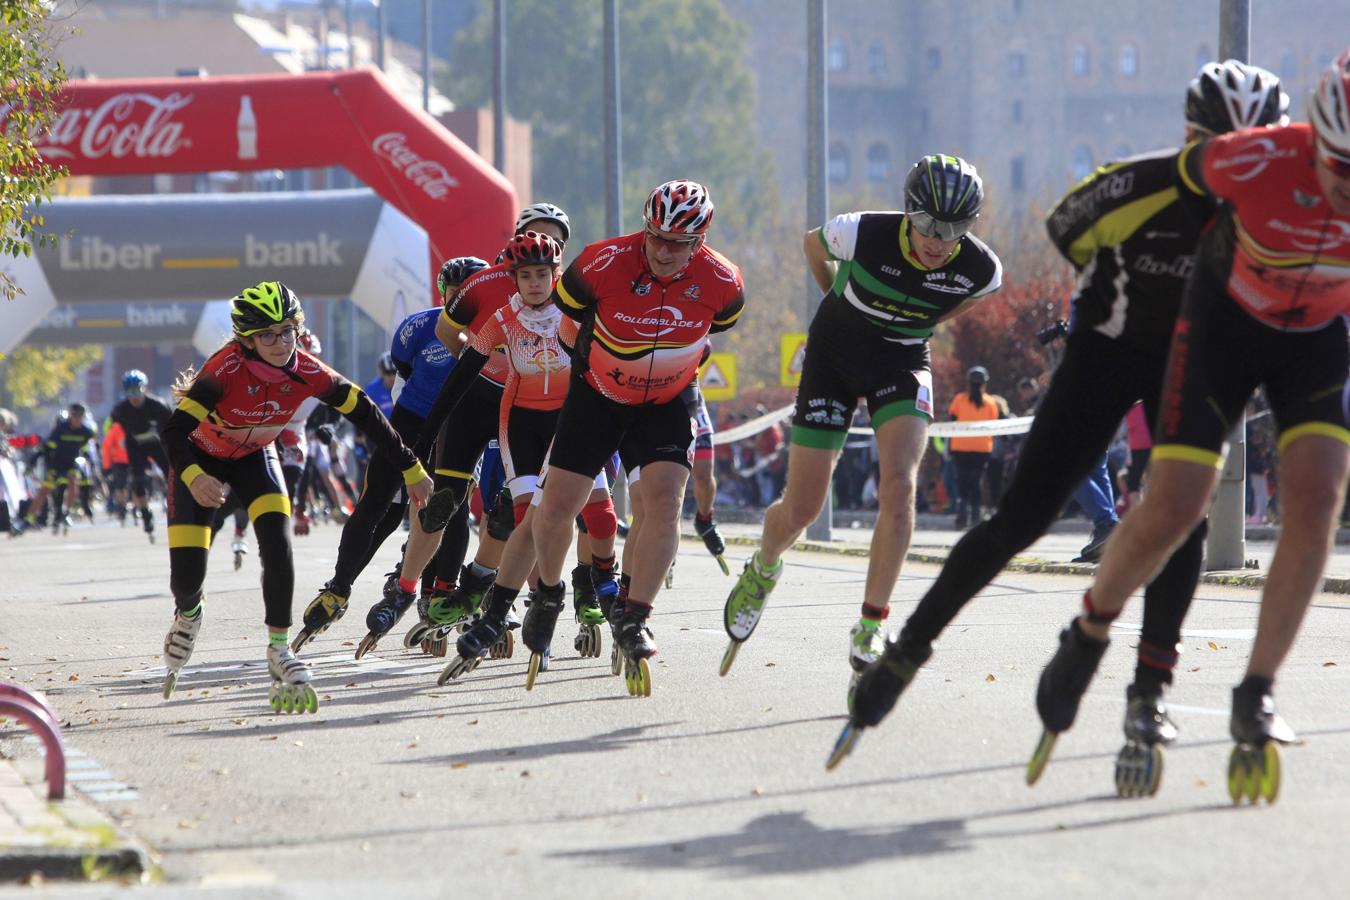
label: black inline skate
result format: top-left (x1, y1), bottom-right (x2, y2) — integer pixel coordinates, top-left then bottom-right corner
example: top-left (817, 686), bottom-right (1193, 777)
top-left (437, 611), bottom-right (511, 685)
top-left (356, 576), bottom-right (416, 659)
top-left (694, 512), bottom-right (730, 575)
top-left (615, 604), bottom-right (657, 697)
top-left (826, 629), bottom-right (932, 771)
top-left (1227, 677), bottom-right (1296, 805)
top-left (291, 583), bottom-right (349, 653)
top-left (522, 582), bottom-right (566, 690)
top-left (1027, 621), bottom-right (1109, 786)
top-left (573, 563), bottom-right (606, 659)
top-left (1114, 684), bottom-right (1178, 798)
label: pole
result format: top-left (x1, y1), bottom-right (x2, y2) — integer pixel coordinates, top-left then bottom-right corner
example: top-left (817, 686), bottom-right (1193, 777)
top-left (1207, 0), bottom-right (1250, 571)
top-left (493, 0), bottom-right (506, 173)
top-left (344, 0), bottom-right (354, 68)
top-left (376, 0), bottom-right (386, 70)
top-left (805, 0), bottom-right (831, 542)
top-left (421, 0), bottom-right (431, 113)
top-left (603, 0), bottom-right (628, 520)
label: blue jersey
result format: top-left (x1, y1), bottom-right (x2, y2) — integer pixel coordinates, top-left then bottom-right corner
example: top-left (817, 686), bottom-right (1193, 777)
top-left (364, 376), bottom-right (395, 419)
top-left (390, 307), bottom-right (455, 418)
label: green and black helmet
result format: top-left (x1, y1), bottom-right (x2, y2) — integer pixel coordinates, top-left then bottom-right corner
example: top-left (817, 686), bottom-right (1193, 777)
top-left (231, 281), bottom-right (301, 336)
top-left (903, 155), bottom-right (984, 241)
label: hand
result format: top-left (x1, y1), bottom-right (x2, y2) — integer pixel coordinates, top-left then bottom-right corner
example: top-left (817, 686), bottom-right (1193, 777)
top-left (407, 475), bottom-right (434, 509)
top-left (188, 473), bottom-right (227, 508)
top-left (316, 424), bottom-right (335, 446)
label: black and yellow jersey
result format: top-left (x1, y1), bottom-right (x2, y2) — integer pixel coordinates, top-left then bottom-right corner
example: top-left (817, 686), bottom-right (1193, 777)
top-left (1046, 148), bottom-right (1213, 356)
top-left (817, 212), bottom-right (1002, 341)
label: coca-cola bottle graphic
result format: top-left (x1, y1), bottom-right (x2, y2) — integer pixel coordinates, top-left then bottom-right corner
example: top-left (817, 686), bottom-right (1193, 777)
top-left (236, 95), bottom-right (258, 160)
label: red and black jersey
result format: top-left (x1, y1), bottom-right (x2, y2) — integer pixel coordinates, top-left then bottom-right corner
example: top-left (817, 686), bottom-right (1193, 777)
top-left (440, 262), bottom-right (514, 386)
top-left (1180, 123), bottom-right (1350, 331)
top-left (161, 344), bottom-right (423, 488)
top-left (553, 231), bottom-right (744, 405)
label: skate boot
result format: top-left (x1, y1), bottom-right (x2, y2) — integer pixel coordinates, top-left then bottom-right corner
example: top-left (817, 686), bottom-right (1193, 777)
top-left (846, 620), bottom-right (887, 711)
top-left (522, 582), bottom-right (566, 690)
top-left (1027, 621), bottom-right (1109, 786)
top-left (694, 513), bottom-right (730, 575)
top-left (719, 551), bottom-right (783, 676)
top-left (231, 535), bottom-right (248, 571)
top-left (291, 584), bottom-right (350, 653)
top-left (437, 613), bottom-right (509, 685)
top-left (1227, 678), bottom-right (1296, 805)
top-left (1115, 684), bottom-right (1179, 798)
top-left (409, 564), bottom-right (495, 647)
top-left (142, 507), bottom-right (155, 543)
top-left (356, 580), bottom-right (417, 659)
top-left (267, 644), bottom-right (319, 714)
top-left (404, 594), bottom-right (443, 656)
top-left (573, 563), bottom-right (606, 659)
top-left (162, 607), bottom-right (203, 699)
top-left (615, 605), bottom-right (657, 697)
top-left (827, 629), bottom-right (932, 770)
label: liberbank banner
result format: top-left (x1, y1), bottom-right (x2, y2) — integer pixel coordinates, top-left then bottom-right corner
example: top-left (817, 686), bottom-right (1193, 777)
top-left (0, 189), bottom-right (429, 354)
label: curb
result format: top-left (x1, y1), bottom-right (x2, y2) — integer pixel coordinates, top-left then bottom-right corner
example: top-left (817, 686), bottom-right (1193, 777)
top-left (688, 534), bottom-right (1350, 596)
top-left (0, 758), bottom-right (151, 884)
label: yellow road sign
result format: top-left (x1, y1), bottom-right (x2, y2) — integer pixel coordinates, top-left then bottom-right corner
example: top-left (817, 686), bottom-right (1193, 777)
top-left (780, 333), bottom-right (807, 387)
top-left (699, 352), bottom-right (737, 402)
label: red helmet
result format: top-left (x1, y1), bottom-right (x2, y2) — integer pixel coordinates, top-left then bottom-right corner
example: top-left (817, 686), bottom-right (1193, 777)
top-left (501, 230), bottom-right (563, 270)
top-left (298, 329), bottom-right (321, 354)
top-left (1311, 48), bottom-right (1350, 160)
top-left (644, 180), bottom-right (714, 235)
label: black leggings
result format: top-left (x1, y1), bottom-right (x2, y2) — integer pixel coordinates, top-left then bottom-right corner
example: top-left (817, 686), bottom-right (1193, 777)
top-left (168, 446), bottom-right (295, 629)
top-left (905, 329), bottom-right (1205, 686)
top-left (951, 451), bottom-right (988, 521)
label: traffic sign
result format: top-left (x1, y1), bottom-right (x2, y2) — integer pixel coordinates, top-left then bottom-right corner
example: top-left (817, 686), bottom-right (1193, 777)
top-left (700, 352), bottom-right (737, 402)
top-left (780, 333), bottom-right (807, 387)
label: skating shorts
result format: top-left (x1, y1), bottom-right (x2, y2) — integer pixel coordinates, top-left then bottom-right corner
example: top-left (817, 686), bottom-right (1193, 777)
top-left (548, 371), bottom-right (693, 480)
top-left (167, 445), bottom-right (289, 550)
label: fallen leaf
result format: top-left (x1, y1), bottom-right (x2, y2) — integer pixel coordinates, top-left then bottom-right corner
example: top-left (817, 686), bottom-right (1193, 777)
top-left (451, 762), bottom-right (468, 769)
top-left (260, 736), bottom-right (278, 742)
top-left (177, 820), bottom-right (198, 830)
top-left (466, 719), bottom-right (479, 726)
top-left (400, 790), bottom-right (419, 799)
top-left (520, 771), bottom-right (530, 778)
top-left (345, 682), bottom-right (358, 688)
top-left (985, 674), bottom-right (997, 682)
top-left (67, 674), bottom-right (78, 682)
top-left (764, 662), bottom-right (776, 667)
top-left (407, 742), bottom-right (419, 749)
top-left (1208, 641), bottom-right (1219, 651)
top-left (322, 694), bottom-right (333, 701)
top-left (214, 768), bottom-right (231, 776)
top-left (1323, 662), bottom-right (1338, 668)
top-left (671, 843), bottom-right (687, 852)
top-left (232, 719), bottom-right (249, 726)
top-left (1196, 779), bottom-right (1208, 788)
top-left (751, 786), bottom-right (764, 796)
top-left (342, 641), bottom-right (355, 647)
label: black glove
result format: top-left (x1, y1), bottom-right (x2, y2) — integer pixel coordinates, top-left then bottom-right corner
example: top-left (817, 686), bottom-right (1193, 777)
top-left (316, 424), bottom-right (335, 446)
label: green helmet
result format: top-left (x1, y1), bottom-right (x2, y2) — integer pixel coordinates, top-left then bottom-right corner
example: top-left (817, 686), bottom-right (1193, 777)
top-left (231, 281), bottom-right (301, 336)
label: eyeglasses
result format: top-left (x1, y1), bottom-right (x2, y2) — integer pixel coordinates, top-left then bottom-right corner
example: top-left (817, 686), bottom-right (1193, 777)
top-left (1318, 140), bottom-right (1350, 179)
top-left (644, 226), bottom-right (701, 250)
top-left (907, 210), bottom-right (976, 242)
top-left (254, 327), bottom-right (299, 347)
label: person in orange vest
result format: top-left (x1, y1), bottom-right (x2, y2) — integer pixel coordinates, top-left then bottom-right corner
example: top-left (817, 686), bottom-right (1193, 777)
top-left (947, 366), bottom-right (1001, 528)
top-left (101, 417), bottom-right (131, 525)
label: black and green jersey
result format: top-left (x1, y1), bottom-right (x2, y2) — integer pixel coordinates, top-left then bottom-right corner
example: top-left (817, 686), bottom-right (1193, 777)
top-left (1046, 147), bottom-right (1213, 356)
top-left (817, 211), bottom-right (1002, 340)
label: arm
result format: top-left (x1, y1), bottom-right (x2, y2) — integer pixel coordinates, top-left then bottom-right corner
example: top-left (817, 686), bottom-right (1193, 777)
top-left (434, 315), bottom-right (470, 358)
top-left (411, 348), bottom-right (489, 459)
top-left (160, 377), bottom-right (227, 506)
top-left (552, 258), bottom-right (598, 323)
top-left (318, 378), bottom-right (427, 489)
top-left (804, 227), bottom-right (837, 295)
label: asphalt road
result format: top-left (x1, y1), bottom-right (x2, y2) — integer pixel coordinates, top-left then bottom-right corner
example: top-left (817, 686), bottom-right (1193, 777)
top-left (3, 520), bottom-right (1350, 898)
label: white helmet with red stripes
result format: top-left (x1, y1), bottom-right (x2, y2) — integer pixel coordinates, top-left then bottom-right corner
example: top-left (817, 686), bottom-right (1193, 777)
top-left (644, 180), bottom-right (715, 235)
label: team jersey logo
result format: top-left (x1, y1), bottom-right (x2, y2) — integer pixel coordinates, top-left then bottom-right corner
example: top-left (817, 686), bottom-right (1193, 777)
top-left (585, 243), bottom-right (628, 274)
top-left (683, 283), bottom-right (702, 301)
top-left (1214, 137), bottom-right (1298, 182)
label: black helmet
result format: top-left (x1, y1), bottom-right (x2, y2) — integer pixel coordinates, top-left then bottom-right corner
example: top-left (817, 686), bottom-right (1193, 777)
top-left (1185, 60), bottom-right (1289, 136)
top-left (377, 351), bottom-right (397, 375)
top-left (68, 402), bottom-right (88, 416)
top-left (231, 281), bottom-right (301, 336)
top-left (904, 155), bottom-right (983, 241)
top-left (437, 256), bottom-right (490, 299)
top-left (967, 366), bottom-right (989, 385)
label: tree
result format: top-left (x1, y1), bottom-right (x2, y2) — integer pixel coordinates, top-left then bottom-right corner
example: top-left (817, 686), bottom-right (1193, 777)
top-left (0, 0), bottom-right (69, 304)
top-left (0, 344), bottom-right (103, 411)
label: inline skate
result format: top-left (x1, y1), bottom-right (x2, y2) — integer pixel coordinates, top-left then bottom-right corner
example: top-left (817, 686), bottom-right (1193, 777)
top-left (1026, 622), bottom-right (1109, 786)
top-left (615, 605), bottom-right (657, 697)
top-left (1114, 684), bottom-right (1178, 798)
top-left (719, 551), bottom-right (782, 676)
top-left (162, 607), bottom-right (203, 699)
top-left (1227, 678), bottom-right (1296, 805)
top-left (231, 534), bottom-right (248, 571)
top-left (826, 629), bottom-right (931, 770)
top-left (437, 613), bottom-right (510, 685)
top-left (572, 563), bottom-right (606, 659)
top-left (356, 577), bottom-right (417, 659)
top-left (404, 564), bottom-right (494, 648)
top-left (268, 644), bottom-right (318, 714)
top-left (522, 582), bottom-right (566, 690)
top-left (694, 512), bottom-right (730, 575)
top-left (291, 583), bottom-right (349, 653)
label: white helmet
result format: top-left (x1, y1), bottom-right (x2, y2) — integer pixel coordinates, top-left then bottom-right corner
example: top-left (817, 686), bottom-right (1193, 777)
top-left (1184, 60), bottom-right (1288, 136)
top-left (644, 180), bottom-right (715, 235)
top-left (514, 203), bottom-right (570, 243)
top-left (1310, 49), bottom-right (1350, 160)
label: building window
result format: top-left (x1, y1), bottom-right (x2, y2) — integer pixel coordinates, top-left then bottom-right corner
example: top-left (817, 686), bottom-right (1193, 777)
top-left (1011, 156), bottom-right (1025, 192)
top-left (1195, 44), bottom-right (1212, 71)
top-left (829, 38), bottom-right (848, 72)
top-left (1072, 145), bottom-right (1094, 181)
top-left (868, 44), bottom-right (887, 77)
top-left (1072, 44), bottom-right (1090, 77)
top-left (1008, 52), bottom-right (1026, 78)
top-left (925, 47), bottom-right (941, 72)
top-left (1120, 43), bottom-right (1138, 77)
top-left (829, 142), bottom-right (850, 182)
top-left (867, 143), bottom-right (891, 181)
top-left (1012, 99), bottom-right (1023, 124)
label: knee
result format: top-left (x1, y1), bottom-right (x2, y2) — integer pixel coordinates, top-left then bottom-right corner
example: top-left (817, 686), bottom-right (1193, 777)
top-left (779, 490), bottom-right (824, 532)
top-left (876, 472), bottom-right (916, 516)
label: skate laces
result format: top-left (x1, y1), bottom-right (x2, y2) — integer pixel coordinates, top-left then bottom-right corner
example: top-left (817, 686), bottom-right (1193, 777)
top-left (268, 646), bottom-right (311, 683)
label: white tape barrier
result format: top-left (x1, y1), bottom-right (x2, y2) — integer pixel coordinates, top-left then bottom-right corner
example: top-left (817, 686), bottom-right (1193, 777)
top-left (712, 405), bottom-right (1035, 445)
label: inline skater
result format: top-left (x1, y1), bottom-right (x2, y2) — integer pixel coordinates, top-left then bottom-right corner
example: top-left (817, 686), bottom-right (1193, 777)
top-left (366, 352), bottom-right (398, 419)
top-left (110, 370), bottom-right (173, 543)
top-left (158, 281), bottom-right (432, 712)
top-left (836, 62), bottom-right (1290, 780)
top-left (26, 404), bottom-right (96, 534)
top-left (722, 156), bottom-right (1002, 694)
top-left (529, 180), bottom-right (745, 696)
top-left (1025, 54), bottom-right (1350, 803)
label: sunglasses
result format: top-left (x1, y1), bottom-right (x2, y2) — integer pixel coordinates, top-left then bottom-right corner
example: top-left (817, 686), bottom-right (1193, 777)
top-left (644, 226), bottom-right (701, 249)
top-left (254, 327), bottom-right (299, 347)
top-left (1318, 140), bottom-right (1350, 179)
top-left (908, 210), bottom-right (976, 242)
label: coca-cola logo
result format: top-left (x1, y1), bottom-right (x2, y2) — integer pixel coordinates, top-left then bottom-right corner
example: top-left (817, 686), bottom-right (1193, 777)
top-left (372, 132), bottom-right (458, 200)
top-left (34, 92), bottom-right (193, 161)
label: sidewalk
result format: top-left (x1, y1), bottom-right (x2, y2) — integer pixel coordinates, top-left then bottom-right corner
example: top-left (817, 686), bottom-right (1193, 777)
top-left (0, 751), bottom-right (149, 883)
top-left (696, 517), bottom-right (1350, 594)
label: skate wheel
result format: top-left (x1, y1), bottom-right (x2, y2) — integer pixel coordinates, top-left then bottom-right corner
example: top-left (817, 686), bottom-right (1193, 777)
top-left (719, 640), bottom-right (741, 677)
top-left (403, 622), bottom-right (429, 649)
top-left (234, 553), bottom-right (243, 572)
top-left (162, 671), bottom-right (178, 700)
top-left (427, 637), bottom-right (448, 658)
top-left (826, 723), bottom-right (861, 772)
top-left (1114, 742), bottom-right (1163, 799)
top-left (355, 633), bottom-right (378, 660)
top-left (610, 642), bottom-right (622, 677)
top-left (623, 656), bottom-right (652, 697)
top-left (303, 685), bottom-right (319, 714)
top-left (1026, 730), bottom-right (1057, 787)
top-left (1260, 742), bottom-right (1281, 803)
top-left (526, 652), bottom-right (543, 691)
top-left (715, 555), bottom-right (730, 576)
top-left (490, 630), bottom-right (514, 660)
